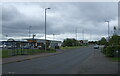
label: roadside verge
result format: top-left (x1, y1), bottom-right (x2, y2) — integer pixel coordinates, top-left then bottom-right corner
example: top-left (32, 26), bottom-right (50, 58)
top-left (2, 50), bottom-right (64, 64)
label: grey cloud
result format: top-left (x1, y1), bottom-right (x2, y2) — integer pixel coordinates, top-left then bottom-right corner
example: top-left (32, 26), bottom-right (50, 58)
top-left (2, 2), bottom-right (118, 40)
top-left (45, 2), bottom-right (117, 35)
top-left (2, 5), bottom-right (44, 36)
top-left (2, 5), bottom-right (22, 21)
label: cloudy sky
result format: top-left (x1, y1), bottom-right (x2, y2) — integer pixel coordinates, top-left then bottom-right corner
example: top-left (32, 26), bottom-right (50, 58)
top-left (1, 2), bottom-right (118, 41)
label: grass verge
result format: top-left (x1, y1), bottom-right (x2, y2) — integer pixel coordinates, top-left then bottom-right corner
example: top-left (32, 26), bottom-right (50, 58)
top-left (109, 57), bottom-right (120, 62)
top-left (60, 46), bottom-right (85, 50)
top-left (2, 48), bottom-right (56, 58)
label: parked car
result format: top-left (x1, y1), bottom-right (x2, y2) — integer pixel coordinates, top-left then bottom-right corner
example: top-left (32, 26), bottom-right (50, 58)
top-left (23, 45), bottom-right (31, 49)
top-left (0, 44), bottom-right (6, 48)
top-left (37, 46), bottom-right (42, 48)
top-left (94, 45), bottom-right (99, 49)
top-left (7, 45), bottom-right (13, 49)
top-left (0, 45), bottom-right (3, 48)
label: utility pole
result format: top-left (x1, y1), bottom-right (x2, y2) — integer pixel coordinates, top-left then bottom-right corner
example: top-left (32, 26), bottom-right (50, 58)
top-left (82, 29), bottom-right (84, 40)
top-left (75, 27), bottom-right (77, 46)
top-left (53, 34), bottom-right (55, 41)
top-left (90, 33), bottom-right (91, 41)
top-left (45, 8), bottom-right (51, 51)
top-left (105, 20), bottom-right (110, 40)
top-left (33, 34), bottom-right (36, 39)
top-left (29, 26), bottom-right (32, 39)
top-left (113, 26), bottom-right (117, 35)
top-left (75, 28), bottom-right (77, 40)
top-left (6, 35), bottom-right (8, 41)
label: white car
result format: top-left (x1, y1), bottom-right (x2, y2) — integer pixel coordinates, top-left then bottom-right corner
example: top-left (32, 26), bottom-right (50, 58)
top-left (0, 42), bottom-right (2, 48)
top-left (0, 44), bottom-right (6, 48)
top-left (94, 45), bottom-right (99, 49)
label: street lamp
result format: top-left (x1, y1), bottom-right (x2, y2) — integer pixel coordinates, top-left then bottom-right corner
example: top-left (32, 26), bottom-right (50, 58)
top-left (75, 27), bottom-right (77, 46)
top-left (53, 34), bottom-right (55, 41)
top-left (29, 26), bottom-right (32, 39)
top-left (82, 29), bottom-right (84, 40)
top-left (6, 35), bottom-right (8, 41)
top-left (75, 27), bottom-right (77, 40)
top-left (105, 20), bottom-right (110, 40)
top-left (45, 8), bottom-right (51, 51)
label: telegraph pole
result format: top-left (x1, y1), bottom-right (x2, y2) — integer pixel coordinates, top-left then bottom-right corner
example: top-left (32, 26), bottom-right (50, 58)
top-left (29, 26), bottom-right (32, 39)
top-left (75, 28), bottom-right (77, 40)
top-left (75, 27), bottom-right (77, 46)
top-left (53, 34), bottom-right (55, 41)
top-left (6, 35), bottom-right (8, 41)
top-left (105, 20), bottom-right (110, 41)
top-left (82, 29), bottom-right (84, 40)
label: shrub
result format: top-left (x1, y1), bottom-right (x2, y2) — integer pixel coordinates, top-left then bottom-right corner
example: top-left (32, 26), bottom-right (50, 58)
top-left (105, 46), bottom-right (115, 57)
top-left (102, 45), bottom-right (120, 57)
top-left (113, 45), bottom-right (120, 57)
top-left (102, 35), bottom-right (120, 57)
top-left (102, 47), bottom-right (106, 54)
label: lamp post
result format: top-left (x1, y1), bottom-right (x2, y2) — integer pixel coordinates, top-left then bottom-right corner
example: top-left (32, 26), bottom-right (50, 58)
top-left (105, 20), bottom-right (110, 41)
top-left (45, 8), bottom-right (51, 51)
top-left (29, 26), bottom-right (32, 39)
top-left (53, 34), bottom-right (55, 41)
top-left (6, 35), bottom-right (8, 41)
top-left (75, 27), bottom-right (77, 46)
top-left (75, 27), bottom-right (77, 40)
top-left (82, 29), bottom-right (84, 40)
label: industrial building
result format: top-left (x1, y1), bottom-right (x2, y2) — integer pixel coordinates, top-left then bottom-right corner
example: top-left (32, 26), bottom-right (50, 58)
top-left (1, 38), bottom-right (62, 49)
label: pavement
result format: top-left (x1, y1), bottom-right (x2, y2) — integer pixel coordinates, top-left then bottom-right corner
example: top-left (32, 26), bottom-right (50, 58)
top-left (2, 45), bottom-right (119, 74)
top-left (2, 49), bottom-right (65, 64)
top-left (70, 49), bottom-right (119, 74)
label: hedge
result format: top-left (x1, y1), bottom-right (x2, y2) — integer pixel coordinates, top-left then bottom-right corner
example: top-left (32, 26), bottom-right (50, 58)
top-left (103, 45), bottom-right (120, 57)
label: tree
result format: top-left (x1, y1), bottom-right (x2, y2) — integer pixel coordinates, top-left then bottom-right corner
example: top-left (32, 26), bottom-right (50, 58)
top-left (109, 35), bottom-right (120, 46)
top-left (63, 38), bottom-right (79, 47)
top-left (100, 37), bottom-right (107, 45)
top-left (102, 35), bottom-right (120, 57)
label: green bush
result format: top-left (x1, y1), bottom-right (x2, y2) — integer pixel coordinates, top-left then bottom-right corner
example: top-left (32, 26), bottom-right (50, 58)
top-left (103, 45), bottom-right (120, 57)
top-left (105, 46), bottom-right (115, 57)
top-left (102, 35), bottom-right (120, 57)
top-left (102, 47), bottom-right (106, 54)
top-left (114, 45), bottom-right (120, 57)
top-left (114, 45), bottom-right (120, 51)
top-left (63, 38), bottom-right (80, 47)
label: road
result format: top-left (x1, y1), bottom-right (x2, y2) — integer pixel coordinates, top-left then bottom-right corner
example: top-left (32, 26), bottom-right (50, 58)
top-left (2, 45), bottom-right (118, 74)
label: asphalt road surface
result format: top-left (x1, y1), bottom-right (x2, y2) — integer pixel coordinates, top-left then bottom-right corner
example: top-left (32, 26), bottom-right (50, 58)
top-left (2, 45), bottom-right (118, 74)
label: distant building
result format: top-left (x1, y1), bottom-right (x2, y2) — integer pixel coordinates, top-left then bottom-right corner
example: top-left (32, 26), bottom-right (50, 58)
top-left (1, 38), bottom-right (62, 49)
top-left (2, 38), bottom-right (28, 49)
top-left (24, 38), bottom-right (62, 49)
top-left (50, 40), bottom-right (62, 49)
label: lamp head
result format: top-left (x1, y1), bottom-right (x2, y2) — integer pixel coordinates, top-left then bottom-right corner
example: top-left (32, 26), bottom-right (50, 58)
top-left (45, 8), bottom-right (51, 10)
top-left (105, 20), bottom-right (109, 22)
top-left (47, 8), bottom-right (51, 9)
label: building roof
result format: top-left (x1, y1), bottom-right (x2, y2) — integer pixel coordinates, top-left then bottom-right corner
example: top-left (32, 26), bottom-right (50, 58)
top-left (23, 38), bottom-right (62, 43)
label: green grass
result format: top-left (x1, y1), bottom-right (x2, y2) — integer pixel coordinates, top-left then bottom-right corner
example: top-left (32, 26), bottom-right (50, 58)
top-left (109, 57), bottom-right (120, 62)
top-left (2, 49), bottom-right (56, 58)
top-left (0, 50), bottom-right (2, 58)
top-left (60, 46), bottom-right (83, 50)
top-left (2, 50), bottom-right (12, 58)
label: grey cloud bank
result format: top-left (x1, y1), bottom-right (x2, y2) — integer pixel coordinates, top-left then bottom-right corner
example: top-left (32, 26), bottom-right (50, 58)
top-left (2, 2), bottom-right (118, 41)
